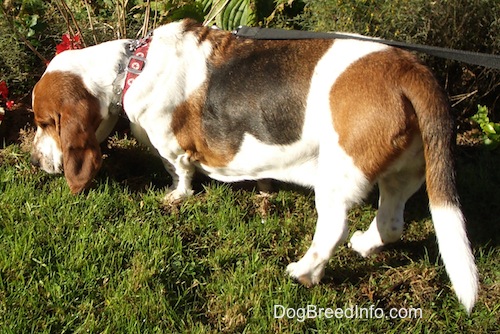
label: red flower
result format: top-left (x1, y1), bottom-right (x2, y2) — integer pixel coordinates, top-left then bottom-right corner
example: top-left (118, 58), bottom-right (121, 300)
top-left (56, 33), bottom-right (82, 55)
top-left (0, 81), bottom-right (8, 99)
top-left (0, 80), bottom-right (14, 110)
top-left (6, 100), bottom-right (14, 110)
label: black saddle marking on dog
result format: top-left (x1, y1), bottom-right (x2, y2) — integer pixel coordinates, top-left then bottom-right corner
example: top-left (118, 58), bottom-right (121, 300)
top-left (202, 39), bottom-right (331, 151)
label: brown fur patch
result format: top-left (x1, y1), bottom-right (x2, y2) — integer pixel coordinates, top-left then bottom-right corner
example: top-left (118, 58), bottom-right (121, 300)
top-left (171, 85), bottom-right (232, 167)
top-left (33, 71), bottom-right (103, 193)
top-left (330, 49), bottom-right (422, 182)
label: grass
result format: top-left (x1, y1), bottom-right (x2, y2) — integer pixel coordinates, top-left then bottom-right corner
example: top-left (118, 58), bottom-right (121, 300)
top-left (0, 133), bottom-right (499, 333)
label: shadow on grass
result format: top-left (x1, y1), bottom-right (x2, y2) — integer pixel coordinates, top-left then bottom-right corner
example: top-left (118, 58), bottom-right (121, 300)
top-left (0, 102), bottom-right (35, 146)
top-left (456, 146), bottom-right (500, 248)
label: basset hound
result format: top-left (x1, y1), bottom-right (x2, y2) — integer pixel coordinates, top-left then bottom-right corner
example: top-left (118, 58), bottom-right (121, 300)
top-left (30, 19), bottom-right (478, 312)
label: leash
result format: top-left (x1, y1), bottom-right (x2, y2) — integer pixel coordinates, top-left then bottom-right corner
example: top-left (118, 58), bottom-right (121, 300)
top-left (234, 26), bottom-right (500, 70)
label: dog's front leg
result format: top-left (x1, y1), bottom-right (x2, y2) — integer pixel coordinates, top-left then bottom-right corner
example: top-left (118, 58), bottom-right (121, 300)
top-left (161, 154), bottom-right (195, 202)
top-left (129, 122), bottom-right (195, 202)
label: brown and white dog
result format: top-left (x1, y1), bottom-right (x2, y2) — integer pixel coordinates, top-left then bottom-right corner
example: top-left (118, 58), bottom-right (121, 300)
top-left (31, 19), bottom-right (478, 312)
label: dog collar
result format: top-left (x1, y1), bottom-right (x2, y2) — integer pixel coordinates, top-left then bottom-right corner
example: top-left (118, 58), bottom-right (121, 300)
top-left (121, 33), bottom-right (153, 106)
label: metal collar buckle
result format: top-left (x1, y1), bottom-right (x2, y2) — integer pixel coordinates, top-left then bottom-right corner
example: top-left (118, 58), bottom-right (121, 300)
top-left (126, 54), bottom-right (147, 75)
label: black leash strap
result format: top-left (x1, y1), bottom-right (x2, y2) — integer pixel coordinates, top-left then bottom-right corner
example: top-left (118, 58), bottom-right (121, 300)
top-left (235, 26), bottom-right (500, 70)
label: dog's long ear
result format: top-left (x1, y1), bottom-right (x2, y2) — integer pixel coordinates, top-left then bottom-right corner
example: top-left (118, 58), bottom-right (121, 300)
top-left (60, 95), bottom-right (103, 194)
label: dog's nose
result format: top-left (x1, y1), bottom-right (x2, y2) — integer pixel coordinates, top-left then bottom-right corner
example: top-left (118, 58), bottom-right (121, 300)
top-left (30, 154), bottom-right (40, 167)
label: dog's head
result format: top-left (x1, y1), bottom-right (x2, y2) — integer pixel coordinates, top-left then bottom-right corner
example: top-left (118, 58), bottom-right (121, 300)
top-left (31, 71), bottom-right (103, 193)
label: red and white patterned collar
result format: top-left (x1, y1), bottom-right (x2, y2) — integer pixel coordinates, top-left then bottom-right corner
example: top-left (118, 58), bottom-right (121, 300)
top-left (121, 33), bottom-right (153, 105)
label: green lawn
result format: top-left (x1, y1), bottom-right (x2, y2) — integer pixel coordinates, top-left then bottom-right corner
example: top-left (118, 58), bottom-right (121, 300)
top-left (0, 137), bottom-right (499, 333)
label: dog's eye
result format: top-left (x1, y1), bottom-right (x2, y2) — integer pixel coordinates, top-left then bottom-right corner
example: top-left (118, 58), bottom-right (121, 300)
top-left (38, 121), bottom-right (54, 130)
top-left (36, 119), bottom-right (53, 129)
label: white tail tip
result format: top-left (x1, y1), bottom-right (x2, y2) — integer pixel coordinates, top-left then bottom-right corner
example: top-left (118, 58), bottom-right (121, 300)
top-left (431, 205), bottom-right (479, 313)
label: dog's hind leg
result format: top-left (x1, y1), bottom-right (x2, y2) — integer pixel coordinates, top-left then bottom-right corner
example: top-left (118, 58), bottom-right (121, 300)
top-left (286, 192), bottom-right (349, 286)
top-left (286, 149), bottom-right (370, 286)
top-left (349, 147), bottom-right (425, 257)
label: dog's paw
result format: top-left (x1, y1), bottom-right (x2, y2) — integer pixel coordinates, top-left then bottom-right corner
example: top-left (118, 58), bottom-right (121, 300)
top-left (348, 230), bottom-right (381, 257)
top-left (163, 188), bottom-right (194, 203)
top-left (286, 262), bottom-right (324, 287)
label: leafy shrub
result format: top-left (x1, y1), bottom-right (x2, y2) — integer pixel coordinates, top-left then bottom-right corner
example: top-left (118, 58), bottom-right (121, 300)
top-left (0, 0), bottom-right (53, 93)
top-left (471, 105), bottom-right (500, 149)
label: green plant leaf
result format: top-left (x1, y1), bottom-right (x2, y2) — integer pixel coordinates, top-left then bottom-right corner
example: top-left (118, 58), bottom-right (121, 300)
top-left (29, 14), bottom-right (39, 28)
top-left (483, 123), bottom-right (497, 135)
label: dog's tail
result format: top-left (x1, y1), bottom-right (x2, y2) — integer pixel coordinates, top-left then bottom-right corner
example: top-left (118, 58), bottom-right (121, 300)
top-left (402, 61), bottom-right (478, 313)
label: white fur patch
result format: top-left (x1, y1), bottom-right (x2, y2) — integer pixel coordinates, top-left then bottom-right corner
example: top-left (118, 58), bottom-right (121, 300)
top-left (32, 126), bottom-right (63, 174)
top-left (199, 133), bottom-right (319, 186)
top-left (431, 205), bottom-right (478, 314)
